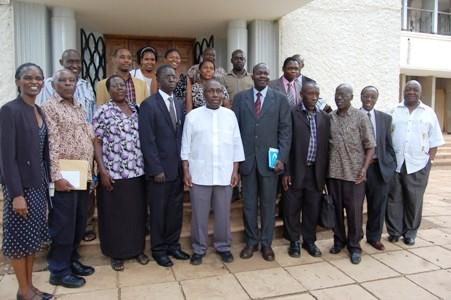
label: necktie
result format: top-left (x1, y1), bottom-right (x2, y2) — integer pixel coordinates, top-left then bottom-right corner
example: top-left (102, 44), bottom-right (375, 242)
top-left (287, 82), bottom-right (296, 106)
top-left (168, 97), bottom-right (177, 129)
top-left (255, 92), bottom-right (262, 117)
top-left (367, 112), bottom-right (375, 136)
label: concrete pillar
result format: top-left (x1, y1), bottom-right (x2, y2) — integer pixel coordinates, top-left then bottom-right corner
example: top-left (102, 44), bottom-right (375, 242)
top-left (401, 0), bottom-right (408, 30)
top-left (51, 7), bottom-right (76, 73)
top-left (227, 20), bottom-right (248, 72)
top-left (433, 0), bottom-right (438, 34)
top-left (417, 76), bottom-right (435, 107)
top-left (248, 20), bottom-right (279, 80)
top-left (0, 0), bottom-right (16, 105)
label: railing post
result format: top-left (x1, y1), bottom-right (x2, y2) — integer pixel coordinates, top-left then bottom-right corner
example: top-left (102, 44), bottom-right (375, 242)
top-left (433, 0), bottom-right (438, 33)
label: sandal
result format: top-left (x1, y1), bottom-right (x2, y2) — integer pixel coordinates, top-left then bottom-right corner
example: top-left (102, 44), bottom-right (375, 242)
top-left (111, 258), bottom-right (124, 271)
top-left (82, 229), bottom-right (97, 242)
top-left (136, 253), bottom-right (150, 265)
top-left (31, 286), bottom-right (53, 300)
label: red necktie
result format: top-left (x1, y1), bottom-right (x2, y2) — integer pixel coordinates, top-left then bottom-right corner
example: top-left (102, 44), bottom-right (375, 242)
top-left (255, 92), bottom-right (262, 117)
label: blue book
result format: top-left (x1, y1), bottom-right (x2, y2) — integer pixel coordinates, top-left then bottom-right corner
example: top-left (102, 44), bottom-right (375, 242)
top-left (268, 147), bottom-right (279, 169)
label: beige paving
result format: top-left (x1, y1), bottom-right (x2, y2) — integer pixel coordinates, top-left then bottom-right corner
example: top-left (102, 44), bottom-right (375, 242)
top-left (121, 281), bottom-right (184, 300)
top-left (329, 255), bottom-right (399, 282)
top-left (0, 271), bottom-right (55, 300)
top-left (315, 239), bottom-right (349, 261)
top-left (360, 238), bottom-right (402, 254)
top-left (285, 262), bottom-right (354, 290)
top-left (55, 266), bottom-right (117, 295)
top-left (56, 288), bottom-right (118, 300)
top-left (181, 274), bottom-right (249, 300)
top-left (269, 294), bottom-right (315, 300)
top-left (395, 236), bottom-right (435, 249)
top-left (311, 284), bottom-right (378, 300)
top-left (273, 245), bottom-right (323, 267)
top-left (408, 246), bottom-right (451, 268)
top-left (372, 250), bottom-right (440, 274)
top-left (417, 228), bottom-right (451, 245)
top-left (224, 246), bottom-right (280, 273)
top-left (408, 270), bottom-right (451, 299)
top-left (171, 252), bottom-right (229, 281)
top-left (117, 262), bottom-right (175, 287)
top-left (235, 267), bottom-right (306, 298)
top-left (362, 277), bottom-right (439, 299)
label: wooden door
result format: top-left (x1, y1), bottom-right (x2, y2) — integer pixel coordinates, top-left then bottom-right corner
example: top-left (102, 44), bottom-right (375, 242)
top-left (436, 89), bottom-right (446, 132)
top-left (104, 35), bottom-right (195, 77)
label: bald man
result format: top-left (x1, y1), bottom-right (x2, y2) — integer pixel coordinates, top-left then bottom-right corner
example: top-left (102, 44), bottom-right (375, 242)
top-left (38, 49), bottom-right (96, 123)
top-left (386, 80), bottom-right (444, 246)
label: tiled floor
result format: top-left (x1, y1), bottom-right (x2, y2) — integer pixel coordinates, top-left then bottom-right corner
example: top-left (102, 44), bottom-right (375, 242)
top-left (0, 168), bottom-right (450, 299)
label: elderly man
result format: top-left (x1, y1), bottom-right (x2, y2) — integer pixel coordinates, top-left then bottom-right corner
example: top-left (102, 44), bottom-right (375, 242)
top-left (187, 47), bottom-right (226, 84)
top-left (282, 82), bottom-right (330, 258)
top-left (360, 86), bottom-right (396, 251)
top-left (233, 63), bottom-right (292, 261)
top-left (224, 49), bottom-right (253, 101)
top-left (328, 84), bottom-right (375, 264)
top-left (96, 48), bottom-right (148, 105)
top-left (387, 80), bottom-right (444, 246)
top-left (182, 79), bottom-right (245, 265)
top-left (43, 69), bottom-right (95, 288)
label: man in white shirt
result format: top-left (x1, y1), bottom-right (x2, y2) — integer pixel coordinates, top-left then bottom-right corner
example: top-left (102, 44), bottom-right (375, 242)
top-left (387, 80), bottom-right (444, 246)
top-left (181, 80), bottom-right (245, 265)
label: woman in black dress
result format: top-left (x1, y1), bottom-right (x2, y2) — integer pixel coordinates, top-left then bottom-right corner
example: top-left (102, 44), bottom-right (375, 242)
top-left (0, 63), bottom-right (52, 300)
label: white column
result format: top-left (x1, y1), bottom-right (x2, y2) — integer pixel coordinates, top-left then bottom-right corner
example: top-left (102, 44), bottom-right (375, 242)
top-left (431, 76), bottom-right (437, 110)
top-left (0, 0), bottom-right (16, 105)
top-left (51, 7), bottom-right (76, 73)
top-left (433, 0), bottom-right (438, 33)
top-left (227, 20), bottom-right (248, 72)
top-left (248, 20), bottom-right (279, 79)
top-left (401, 0), bottom-right (408, 30)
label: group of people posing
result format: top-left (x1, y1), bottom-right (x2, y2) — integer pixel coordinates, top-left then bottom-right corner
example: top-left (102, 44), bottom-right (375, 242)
top-left (0, 45), bottom-right (444, 300)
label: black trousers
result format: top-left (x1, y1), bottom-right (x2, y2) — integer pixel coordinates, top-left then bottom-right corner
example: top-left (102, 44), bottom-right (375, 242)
top-left (147, 178), bottom-right (184, 257)
top-left (386, 162), bottom-right (431, 239)
top-left (282, 166), bottom-right (321, 244)
top-left (327, 178), bottom-right (365, 253)
top-left (48, 190), bottom-right (89, 277)
top-left (365, 162), bottom-right (391, 242)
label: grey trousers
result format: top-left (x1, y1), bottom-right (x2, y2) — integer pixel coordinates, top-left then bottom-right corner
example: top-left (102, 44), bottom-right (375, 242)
top-left (386, 161), bottom-right (431, 239)
top-left (190, 184), bottom-right (233, 255)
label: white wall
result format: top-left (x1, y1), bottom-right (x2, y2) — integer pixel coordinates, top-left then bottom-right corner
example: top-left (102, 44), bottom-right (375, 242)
top-left (400, 31), bottom-right (451, 77)
top-left (0, 1), bottom-right (16, 106)
top-left (279, 0), bottom-right (401, 112)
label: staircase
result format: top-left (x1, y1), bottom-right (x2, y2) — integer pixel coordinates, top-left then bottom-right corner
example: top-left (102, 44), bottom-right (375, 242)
top-left (434, 134), bottom-right (451, 167)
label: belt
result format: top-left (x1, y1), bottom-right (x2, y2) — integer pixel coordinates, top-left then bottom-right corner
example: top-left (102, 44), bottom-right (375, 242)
top-left (306, 162), bottom-right (315, 167)
top-left (370, 158), bottom-right (378, 165)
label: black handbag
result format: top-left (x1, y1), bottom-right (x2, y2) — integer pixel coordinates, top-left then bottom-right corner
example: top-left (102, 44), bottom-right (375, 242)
top-left (319, 186), bottom-right (336, 229)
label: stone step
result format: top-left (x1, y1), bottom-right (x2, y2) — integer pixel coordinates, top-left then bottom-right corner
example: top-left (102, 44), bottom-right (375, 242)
top-left (433, 158), bottom-right (451, 167)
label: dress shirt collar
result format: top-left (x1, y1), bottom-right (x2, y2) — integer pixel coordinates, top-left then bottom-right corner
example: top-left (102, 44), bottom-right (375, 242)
top-left (282, 76), bottom-right (295, 88)
top-left (158, 89), bottom-right (174, 101)
top-left (301, 102), bottom-right (319, 113)
top-left (397, 99), bottom-right (427, 110)
top-left (53, 91), bottom-right (82, 107)
top-left (253, 86), bottom-right (268, 102)
top-left (227, 69), bottom-right (249, 78)
top-left (361, 107), bottom-right (375, 116)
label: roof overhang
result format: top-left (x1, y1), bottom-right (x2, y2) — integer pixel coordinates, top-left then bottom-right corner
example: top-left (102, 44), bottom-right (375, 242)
top-left (20, 0), bottom-right (312, 37)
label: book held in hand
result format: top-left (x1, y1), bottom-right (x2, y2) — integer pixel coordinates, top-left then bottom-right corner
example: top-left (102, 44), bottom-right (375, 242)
top-left (268, 147), bottom-right (279, 169)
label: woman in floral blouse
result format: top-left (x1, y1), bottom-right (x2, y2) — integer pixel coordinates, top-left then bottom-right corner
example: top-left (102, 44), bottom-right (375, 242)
top-left (93, 75), bottom-right (149, 271)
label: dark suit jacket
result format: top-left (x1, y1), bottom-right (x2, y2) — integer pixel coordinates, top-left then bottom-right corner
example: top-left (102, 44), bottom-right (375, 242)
top-left (0, 97), bottom-right (50, 198)
top-left (373, 109), bottom-right (396, 183)
top-left (300, 75), bottom-right (316, 86)
top-left (286, 106), bottom-right (330, 191)
top-left (232, 87), bottom-right (292, 177)
top-left (138, 93), bottom-right (185, 181)
top-left (269, 77), bottom-right (302, 105)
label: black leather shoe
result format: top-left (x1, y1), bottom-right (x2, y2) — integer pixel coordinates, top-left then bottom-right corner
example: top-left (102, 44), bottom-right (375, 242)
top-left (329, 245), bottom-right (343, 254)
top-left (153, 255), bottom-right (174, 267)
top-left (168, 249), bottom-right (190, 260)
top-left (216, 251), bottom-right (234, 263)
top-left (288, 241), bottom-right (301, 258)
top-left (190, 253), bottom-right (204, 265)
top-left (303, 243), bottom-right (322, 257)
top-left (261, 246), bottom-right (275, 261)
top-left (403, 237), bottom-right (415, 246)
top-left (71, 261), bottom-right (95, 276)
top-left (350, 252), bottom-right (361, 264)
top-left (49, 274), bottom-right (86, 288)
top-left (240, 244), bottom-right (259, 259)
top-left (31, 286), bottom-right (53, 300)
top-left (388, 235), bottom-right (400, 243)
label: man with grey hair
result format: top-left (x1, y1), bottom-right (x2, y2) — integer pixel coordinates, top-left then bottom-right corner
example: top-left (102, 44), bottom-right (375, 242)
top-left (386, 80), bottom-right (444, 246)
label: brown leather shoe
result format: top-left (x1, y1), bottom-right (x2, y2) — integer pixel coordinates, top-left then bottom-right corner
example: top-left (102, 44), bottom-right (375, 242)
top-left (368, 240), bottom-right (385, 251)
top-left (240, 245), bottom-right (258, 259)
top-left (261, 246), bottom-right (275, 261)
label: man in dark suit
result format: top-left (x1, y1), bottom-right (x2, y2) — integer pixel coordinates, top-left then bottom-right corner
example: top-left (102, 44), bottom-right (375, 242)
top-left (360, 86), bottom-right (396, 250)
top-left (269, 57), bottom-right (302, 107)
top-left (139, 64), bottom-right (190, 267)
top-left (282, 82), bottom-right (330, 258)
top-left (233, 63), bottom-right (292, 261)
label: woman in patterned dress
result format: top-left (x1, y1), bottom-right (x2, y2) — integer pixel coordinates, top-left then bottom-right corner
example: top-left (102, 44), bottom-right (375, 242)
top-left (164, 48), bottom-right (188, 102)
top-left (0, 63), bottom-right (52, 299)
top-left (93, 75), bottom-right (149, 271)
top-left (185, 59), bottom-right (230, 112)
